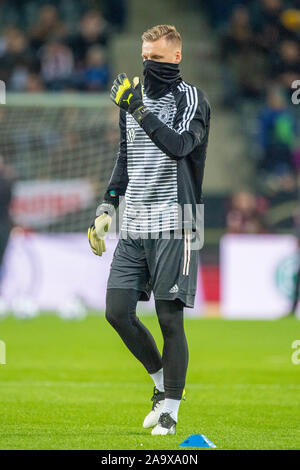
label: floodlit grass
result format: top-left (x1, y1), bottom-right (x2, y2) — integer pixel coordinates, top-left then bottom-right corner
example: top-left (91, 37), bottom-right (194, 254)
top-left (0, 314), bottom-right (299, 450)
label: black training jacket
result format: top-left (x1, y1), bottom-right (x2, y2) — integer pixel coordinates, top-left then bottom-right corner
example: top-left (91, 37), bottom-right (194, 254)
top-left (102, 79), bottom-right (210, 233)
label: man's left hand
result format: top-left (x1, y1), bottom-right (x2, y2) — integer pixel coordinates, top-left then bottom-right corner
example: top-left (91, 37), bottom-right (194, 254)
top-left (110, 73), bottom-right (143, 113)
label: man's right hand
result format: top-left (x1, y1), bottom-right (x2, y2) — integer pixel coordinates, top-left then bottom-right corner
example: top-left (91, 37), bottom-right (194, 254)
top-left (88, 223), bottom-right (106, 256)
top-left (88, 204), bottom-right (113, 256)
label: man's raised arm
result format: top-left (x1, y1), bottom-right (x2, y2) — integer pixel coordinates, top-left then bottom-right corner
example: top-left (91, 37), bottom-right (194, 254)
top-left (110, 73), bottom-right (210, 160)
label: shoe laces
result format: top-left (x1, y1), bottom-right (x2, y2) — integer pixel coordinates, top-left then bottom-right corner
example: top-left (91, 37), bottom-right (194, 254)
top-left (151, 387), bottom-right (165, 410)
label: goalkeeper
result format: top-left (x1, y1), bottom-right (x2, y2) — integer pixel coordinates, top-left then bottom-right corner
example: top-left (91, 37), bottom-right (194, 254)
top-left (88, 24), bottom-right (210, 435)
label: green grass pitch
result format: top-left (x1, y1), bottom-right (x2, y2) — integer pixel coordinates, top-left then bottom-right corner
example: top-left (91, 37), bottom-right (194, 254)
top-left (0, 314), bottom-right (299, 450)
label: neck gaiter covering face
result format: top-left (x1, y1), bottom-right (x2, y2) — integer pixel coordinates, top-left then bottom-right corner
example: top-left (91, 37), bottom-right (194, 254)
top-left (143, 60), bottom-right (181, 99)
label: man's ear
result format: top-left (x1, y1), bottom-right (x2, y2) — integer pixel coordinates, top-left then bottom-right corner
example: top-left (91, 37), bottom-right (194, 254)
top-left (175, 49), bottom-right (182, 64)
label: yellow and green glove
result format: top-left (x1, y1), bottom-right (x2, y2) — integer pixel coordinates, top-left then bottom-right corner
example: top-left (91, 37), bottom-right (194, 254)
top-left (110, 73), bottom-right (150, 122)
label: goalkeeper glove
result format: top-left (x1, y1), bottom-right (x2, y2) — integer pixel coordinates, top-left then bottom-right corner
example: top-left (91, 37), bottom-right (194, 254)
top-left (110, 73), bottom-right (150, 122)
top-left (88, 203), bottom-right (114, 256)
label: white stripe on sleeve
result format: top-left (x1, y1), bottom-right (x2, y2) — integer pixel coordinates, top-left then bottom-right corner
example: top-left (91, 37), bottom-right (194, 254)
top-left (177, 83), bottom-right (198, 134)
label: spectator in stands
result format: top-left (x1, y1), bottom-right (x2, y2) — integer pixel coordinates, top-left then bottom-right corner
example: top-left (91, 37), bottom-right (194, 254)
top-left (0, 2), bottom-right (116, 92)
top-left (251, 0), bottom-right (283, 46)
top-left (66, 10), bottom-right (110, 65)
top-left (100, 0), bottom-right (128, 32)
top-left (221, 5), bottom-right (267, 105)
top-left (221, 6), bottom-right (253, 59)
top-left (79, 45), bottom-right (110, 91)
top-left (257, 86), bottom-right (297, 191)
top-left (280, 7), bottom-right (300, 39)
top-left (0, 26), bottom-right (36, 90)
top-left (202, 0), bottom-right (248, 30)
top-left (40, 41), bottom-right (74, 90)
top-left (270, 39), bottom-right (300, 92)
top-left (30, 4), bottom-right (67, 52)
top-left (226, 191), bottom-right (268, 233)
top-left (25, 72), bottom-right (45, 92)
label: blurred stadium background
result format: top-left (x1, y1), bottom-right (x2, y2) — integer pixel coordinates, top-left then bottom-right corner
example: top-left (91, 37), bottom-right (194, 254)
top-left (0, 0), bottom-right (300, 452)
top-left (1, 0), bottom-right (300, 319)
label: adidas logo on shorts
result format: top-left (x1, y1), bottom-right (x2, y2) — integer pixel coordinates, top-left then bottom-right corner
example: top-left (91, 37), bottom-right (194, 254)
top-left (169, 284), bottom-right (179, 293)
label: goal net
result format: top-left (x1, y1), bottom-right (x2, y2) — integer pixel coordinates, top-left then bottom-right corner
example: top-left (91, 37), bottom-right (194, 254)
top-left (0, 93), bottom-right (119, 232)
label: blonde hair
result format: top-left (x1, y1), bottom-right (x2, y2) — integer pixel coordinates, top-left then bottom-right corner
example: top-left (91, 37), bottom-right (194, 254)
top-left (141, 24), bottom-right (182, 46)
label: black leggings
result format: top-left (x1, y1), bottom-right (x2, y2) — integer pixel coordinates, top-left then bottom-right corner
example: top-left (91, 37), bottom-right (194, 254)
top-left (105, 288), bottom-right (189, 400)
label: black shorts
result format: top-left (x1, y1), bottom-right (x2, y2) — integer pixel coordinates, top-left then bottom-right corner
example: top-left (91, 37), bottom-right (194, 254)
top-left (107, 229), bottom-right (200, 308)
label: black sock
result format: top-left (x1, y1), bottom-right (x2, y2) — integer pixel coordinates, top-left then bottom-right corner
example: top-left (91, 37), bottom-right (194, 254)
top-left (156, 299), bottom-right (189, 400)
top-left (105, 288), bottom-right (162, 374)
